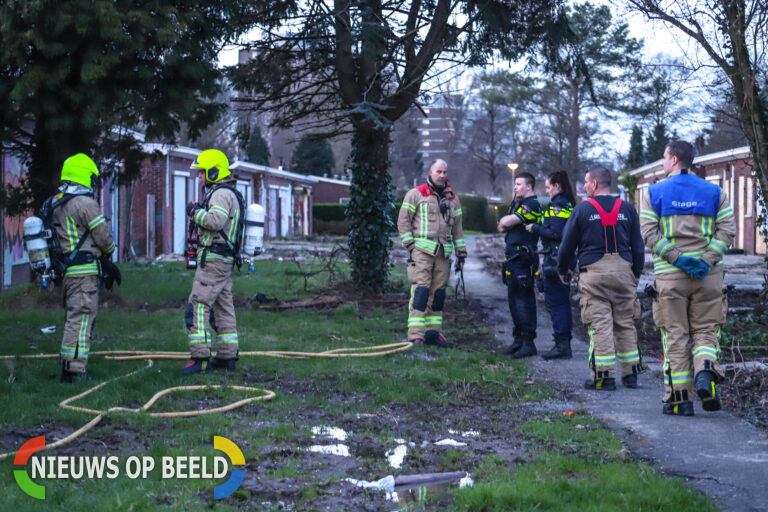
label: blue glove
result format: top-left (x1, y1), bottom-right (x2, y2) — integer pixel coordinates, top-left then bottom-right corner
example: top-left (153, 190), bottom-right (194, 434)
top-left (691, 260), bottom-right (710, 279)
top-left (675, 256), bottom-right (700, 276)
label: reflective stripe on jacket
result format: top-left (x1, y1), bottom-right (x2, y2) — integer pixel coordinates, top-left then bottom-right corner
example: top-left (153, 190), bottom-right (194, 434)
top-left (397, 181), bottom-right (467, 258)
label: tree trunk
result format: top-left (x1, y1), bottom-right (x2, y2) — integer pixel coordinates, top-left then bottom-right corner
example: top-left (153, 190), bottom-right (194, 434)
top-left (567, 79), bottom-right (581, 185)
top-left (347, 123), bottom-right (394, 292)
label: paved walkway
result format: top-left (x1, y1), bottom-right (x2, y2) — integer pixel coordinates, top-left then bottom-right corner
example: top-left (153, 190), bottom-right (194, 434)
top-left (463, 236), bottom-right (768, 512)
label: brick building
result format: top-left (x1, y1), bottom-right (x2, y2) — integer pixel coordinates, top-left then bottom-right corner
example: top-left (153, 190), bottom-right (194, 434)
top-left (629, 145), bottom-right (766, 255)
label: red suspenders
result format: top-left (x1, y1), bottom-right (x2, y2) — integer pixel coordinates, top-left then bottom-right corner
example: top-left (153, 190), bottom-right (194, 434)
top-left (585, 198), bottom-right (622, 253)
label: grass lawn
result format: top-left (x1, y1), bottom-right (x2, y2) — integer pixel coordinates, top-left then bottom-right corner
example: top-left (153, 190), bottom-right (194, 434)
top-left (0, 261), bottom-right (718, 511)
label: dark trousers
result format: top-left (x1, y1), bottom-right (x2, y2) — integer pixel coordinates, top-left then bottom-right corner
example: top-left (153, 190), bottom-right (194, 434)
top-left (506, 259), bottom-right (537, 338)
top-left (544, 275), bottom-right (572, 341)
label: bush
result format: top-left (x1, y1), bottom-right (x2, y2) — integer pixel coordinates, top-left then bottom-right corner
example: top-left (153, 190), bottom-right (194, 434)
top-left (458, 194), bottom-right (492, 233)
top-left (313, 203), bottom-right (347, 222)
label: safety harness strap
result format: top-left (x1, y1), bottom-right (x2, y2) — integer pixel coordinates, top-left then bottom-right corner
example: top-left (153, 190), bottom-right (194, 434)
top-left (585, 198), bottom-right (622, 254)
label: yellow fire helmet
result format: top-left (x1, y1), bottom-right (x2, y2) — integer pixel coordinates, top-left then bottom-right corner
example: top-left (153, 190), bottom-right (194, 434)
top-left (190, 148), bottom-right (230, 183)
top-left (60, 153), bottom-right (100, 189)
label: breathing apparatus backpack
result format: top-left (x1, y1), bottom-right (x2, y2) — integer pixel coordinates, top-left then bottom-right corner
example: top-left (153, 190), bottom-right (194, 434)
top-left (23, 194), bottom-right (90, 286)
top-left (199, 184), bottom-right (246, 270)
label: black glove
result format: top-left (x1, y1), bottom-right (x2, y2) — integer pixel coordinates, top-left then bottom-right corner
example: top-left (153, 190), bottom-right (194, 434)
top-left (186, 201), bottom-right (201, 218)
top-left (100, 255), bottom-right (122, 290)
top-left (455, 256), bottom-right (465, 271)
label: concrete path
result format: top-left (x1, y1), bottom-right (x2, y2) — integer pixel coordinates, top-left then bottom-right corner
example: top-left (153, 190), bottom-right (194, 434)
top-left (462, 236), bottom-right (768, 512)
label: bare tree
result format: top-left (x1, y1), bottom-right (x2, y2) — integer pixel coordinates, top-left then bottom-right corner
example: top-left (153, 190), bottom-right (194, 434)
top-left (628, 0), bottom-right (768, 235)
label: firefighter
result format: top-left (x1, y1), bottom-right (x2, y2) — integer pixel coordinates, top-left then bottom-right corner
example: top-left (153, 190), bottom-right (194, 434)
top-left (558, 167), bottom-right (645, 390)
top-left (498, 172), bottom-right (542, 358)
top-left (640, 140), bottom-right (735, 416)
top-left (397, 159), bottom-right (467, 347)
top-left (182, 149), bottom-right (243, 374)
top-left (526, 170), bottom-right (576, 359)
top-left (49, 154), bottom-right (116, 382)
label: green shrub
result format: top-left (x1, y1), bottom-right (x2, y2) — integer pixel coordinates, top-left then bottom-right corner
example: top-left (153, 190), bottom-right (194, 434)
top-left (313, 203), bottom-right (347, 222)
top-left (458, 194), bottom-right (491, 232)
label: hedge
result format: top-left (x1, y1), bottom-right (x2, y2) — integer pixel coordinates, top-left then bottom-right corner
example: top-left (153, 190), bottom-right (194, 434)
top-left (313, 203), bottom-right (347, 222)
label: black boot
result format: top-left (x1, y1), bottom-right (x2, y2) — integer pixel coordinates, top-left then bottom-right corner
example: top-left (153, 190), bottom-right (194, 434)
top-left (662, 401), bottom-right (694, 416)
top-left (61, 370), bottom-right (99, 383)
top-left (511, 335), bottom-right (537, 359)
top-left (210, 357), bottom-right (237, 371)
top-left (584, 377), bottom-right (616, 390)
top-left (181, 358), bottom-right (212, 374)
top-left (541, 338), bottom-right (572, 360)
top-left (695, 370), bottom-right (721, 411)
top-left (502, 339), bottom-right (523, 355)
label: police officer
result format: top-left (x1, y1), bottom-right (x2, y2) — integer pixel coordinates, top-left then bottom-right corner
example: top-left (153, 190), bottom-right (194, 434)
top-left (526, 170), bottom-right (575, 359)
top-left (498, 172), bottom-right (542, 358)
top-left (182, 149), bottom-right (243, 374)
top-left (640, 140), bottom-right (735, 416)
top-left (558, 167), bottom-right (645, 390)
top-left (47, 154), bottom-right (116, 382)
top-left (397, 159), bottom-right (467, 347)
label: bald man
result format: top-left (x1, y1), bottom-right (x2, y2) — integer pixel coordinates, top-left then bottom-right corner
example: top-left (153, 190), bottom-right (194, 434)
top-left (397, 159), bottom-right (467, 347)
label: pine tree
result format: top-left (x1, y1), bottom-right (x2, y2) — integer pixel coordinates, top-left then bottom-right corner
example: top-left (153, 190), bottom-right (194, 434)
top-left (645, 122), bottom-right (669, 163)
top-left (627, 125), bottom-right (645, 169)
top-left (245, 126), bottom-right (271, 166)
top-left (291, 135), bottom-right (336, 176)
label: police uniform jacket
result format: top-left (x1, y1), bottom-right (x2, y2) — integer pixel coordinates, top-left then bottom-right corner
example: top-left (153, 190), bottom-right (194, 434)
top-left (191, 177), bottom-right (242, 263)
top-left (530, 192), bottom-right (573, 253)
top-left (640, 169), bottom-right (735, 276)
top-left (504, 195), bottom-right (542, 257)
top-left (398, 180), bottom-right (467, 259)
top-left (558, 195), bottom-right (644, 278)
top-left (51, 194), bottom-right (115, 277)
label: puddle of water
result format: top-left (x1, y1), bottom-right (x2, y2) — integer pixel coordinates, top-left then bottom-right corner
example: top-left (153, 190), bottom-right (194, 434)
top-left (306, 444), bottom-right (350, 457)
top-left (311, 425), bottom-right (348, 441)
top-left (387, 472), bottom-right (474, 504)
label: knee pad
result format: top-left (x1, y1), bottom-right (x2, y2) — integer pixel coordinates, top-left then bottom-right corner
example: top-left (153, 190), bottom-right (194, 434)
top-left (432, 289), bottom-right (446, 311)
top-left (412, 286), bottom-right (429, 311)
top-left (185, 303), bottom-right (194, 330)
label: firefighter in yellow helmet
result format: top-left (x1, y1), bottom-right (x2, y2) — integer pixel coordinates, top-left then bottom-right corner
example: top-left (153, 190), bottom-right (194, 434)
top-left (44, 153), bottom-right (116, 382)
top-left (182, 149), bottom-right (245, 374)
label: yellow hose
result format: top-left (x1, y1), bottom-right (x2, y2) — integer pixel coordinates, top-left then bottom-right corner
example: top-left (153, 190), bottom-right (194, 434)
top-left (0, 341), bottom-right (412, 460)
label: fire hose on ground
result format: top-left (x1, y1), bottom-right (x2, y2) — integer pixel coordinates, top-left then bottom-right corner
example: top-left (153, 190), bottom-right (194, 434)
top-left (0, 342), bottom-right (413, 460)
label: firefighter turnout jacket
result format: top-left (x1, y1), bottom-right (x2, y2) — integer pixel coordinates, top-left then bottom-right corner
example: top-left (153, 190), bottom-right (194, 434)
top-left (192, 177), bottom-right (242, 264)
top-left (398, 181), bottom-right (467, 260)
top-left (640, 168), bottom-right (735, 406)
top-left (51, 193), bottom-right (116, 276)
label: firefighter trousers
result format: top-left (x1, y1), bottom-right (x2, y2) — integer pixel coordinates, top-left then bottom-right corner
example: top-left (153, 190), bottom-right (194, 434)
top-left (60, 275), bottom-right (100, 373)
top-left (654, 269), bottom-right (726, 404)
top-left (186, 258), bottom-right (239, 359)
top-left (577, 253), bottom-right (641, 381)
top-left (406, 246), bottom-right (451, 341)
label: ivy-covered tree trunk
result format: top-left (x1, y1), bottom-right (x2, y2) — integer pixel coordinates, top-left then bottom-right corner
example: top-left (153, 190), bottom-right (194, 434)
top-left (347, 123), bottom-right (395, 291)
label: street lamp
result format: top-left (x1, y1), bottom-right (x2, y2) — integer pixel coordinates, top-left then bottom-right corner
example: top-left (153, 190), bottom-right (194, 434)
top-left (507, 162), bottom-right (519, 172)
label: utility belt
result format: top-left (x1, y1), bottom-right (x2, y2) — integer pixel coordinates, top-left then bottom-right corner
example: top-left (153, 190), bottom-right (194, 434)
top-left (65, 251), bottom-right (95, 266)
top-left (199, 242), bottom-right (237, 268)
top-left (505, 244), bottom-right (535, 259)
top-left (502, 245), bottom-right (537, 290)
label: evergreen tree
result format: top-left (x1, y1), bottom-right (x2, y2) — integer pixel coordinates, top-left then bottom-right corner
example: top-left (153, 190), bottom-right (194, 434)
top-left (0, 0), bottom-right (248, 211)
top-left (291, 135), bottom-right (336, 176)
top-left (627, 125), bottom-right (645, 169)
top-left (645, 122), bottom-right (669, 163)
top-left (245, 126), bottom-right (271, 166)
